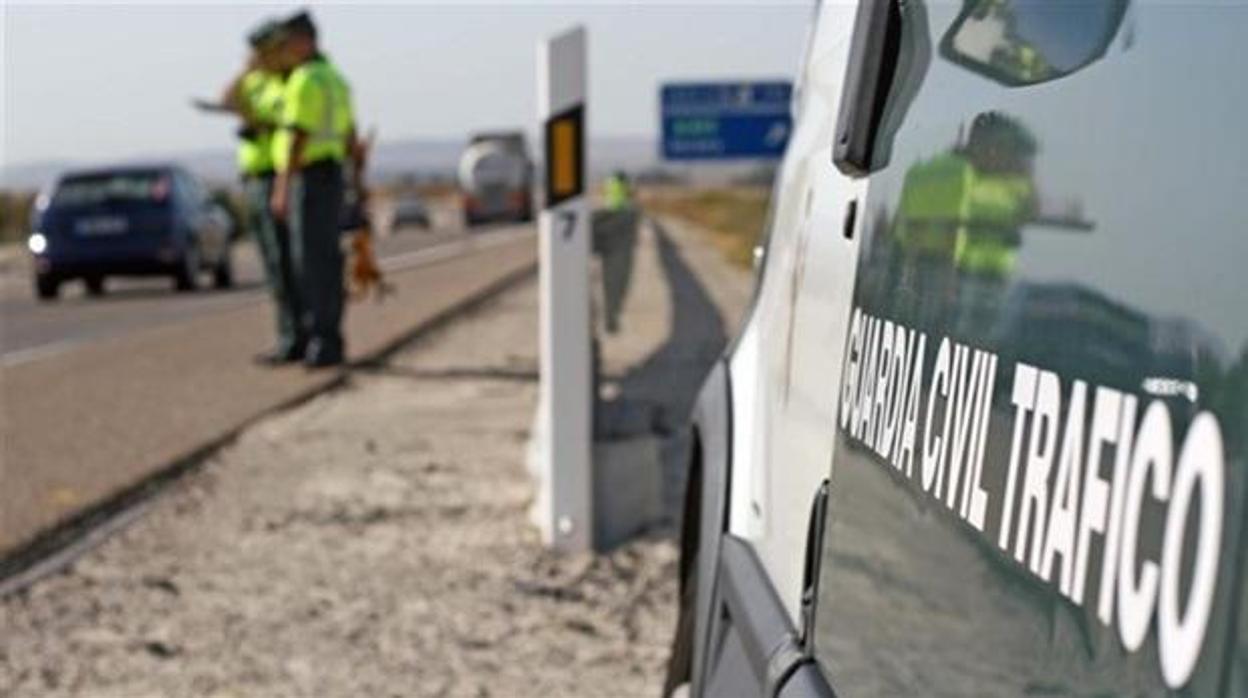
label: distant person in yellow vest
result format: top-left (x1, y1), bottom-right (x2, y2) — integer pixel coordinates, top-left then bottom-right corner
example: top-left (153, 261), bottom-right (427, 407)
top-left (603, 170), bottom-right (632, 211)
top-left (597, 171), bottom-right (637, 333)
top-left (221, 19), bottom-right (306, 365)
top-left (270, 10), bottom-right (361, 368)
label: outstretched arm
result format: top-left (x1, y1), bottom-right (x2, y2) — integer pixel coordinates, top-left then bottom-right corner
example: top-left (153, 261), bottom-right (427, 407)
top-left (217, 56), bottom-right (262, 123)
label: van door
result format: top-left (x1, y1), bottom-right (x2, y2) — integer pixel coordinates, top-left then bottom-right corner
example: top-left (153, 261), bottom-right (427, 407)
top-left (810, 1), bottom-right (1247, 695)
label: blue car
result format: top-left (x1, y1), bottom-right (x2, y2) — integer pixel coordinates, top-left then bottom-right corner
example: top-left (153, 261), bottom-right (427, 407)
top-left (28, 164), bottom-right (234, 300)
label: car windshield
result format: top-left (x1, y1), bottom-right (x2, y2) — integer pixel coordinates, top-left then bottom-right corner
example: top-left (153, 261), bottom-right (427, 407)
top-left (52, 172), bottom-right (170, 208)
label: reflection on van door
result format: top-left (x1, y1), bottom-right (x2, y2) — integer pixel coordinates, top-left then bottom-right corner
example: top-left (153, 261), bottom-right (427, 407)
top-left (813, 2), bottom-right (1247, 696)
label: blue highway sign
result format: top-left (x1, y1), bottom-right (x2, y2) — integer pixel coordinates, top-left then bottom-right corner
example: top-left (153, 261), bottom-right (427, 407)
top-left (660, 81), bottom-right (793, 160)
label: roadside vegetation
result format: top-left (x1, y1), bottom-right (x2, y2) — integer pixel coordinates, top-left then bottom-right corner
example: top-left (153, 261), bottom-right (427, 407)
top-left (0, 191), bottom-right (37, 245)
top-left (639, 185), bottom-right (770, 269)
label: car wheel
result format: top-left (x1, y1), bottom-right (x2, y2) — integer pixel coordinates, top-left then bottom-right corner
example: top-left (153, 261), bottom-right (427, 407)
top-left (213, 251), bottom-right (234, 290)
top-left (85, 275), bottom-right (106, 297)
top-left (35, 275), bottom-right (60, 301)
top-left (174, 247), bottom-right (200, 292)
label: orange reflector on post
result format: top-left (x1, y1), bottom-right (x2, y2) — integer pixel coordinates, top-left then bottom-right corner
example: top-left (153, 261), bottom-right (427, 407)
top-left (544, 104), bottom-right (584, 208)
top-left (551, 121), bottom-right (576, 195)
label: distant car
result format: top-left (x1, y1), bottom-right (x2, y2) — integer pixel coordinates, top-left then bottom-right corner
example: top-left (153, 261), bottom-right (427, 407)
top-left (391, 195), bottom-right (431, 230)
top-left (27, 164), bottom-right (233, 300)
top-left (459, 131), bottom-right (534, 226)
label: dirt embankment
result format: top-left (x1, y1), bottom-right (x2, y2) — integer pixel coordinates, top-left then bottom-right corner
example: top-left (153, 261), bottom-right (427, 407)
top-left (638, 186), bottom-right (770, 269)
top-left (0, 281), bottom-right (678, 698)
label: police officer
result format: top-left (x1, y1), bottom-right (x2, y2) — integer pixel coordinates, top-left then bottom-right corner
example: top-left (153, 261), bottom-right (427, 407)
top-left (270, 10), bottom-right (360, 368)
top-left (889, 112), bottom-right (1036, 333)
top-left (224, 19), bottom-right (305, 365)
top-left (596, 170), bottom-right (637, 333)
top-left (950, 113), bottom-right (1037, 338)
top-left (603, 170), bottom-right (632, 211)
top-left (952, 112), bottom-right (1037, 280)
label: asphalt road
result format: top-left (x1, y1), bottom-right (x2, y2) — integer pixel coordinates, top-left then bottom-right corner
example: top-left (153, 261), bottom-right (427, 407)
top-left (0, 215), bottom-right (537, 563)
top-left (0, 206), bottom-right (468, 362)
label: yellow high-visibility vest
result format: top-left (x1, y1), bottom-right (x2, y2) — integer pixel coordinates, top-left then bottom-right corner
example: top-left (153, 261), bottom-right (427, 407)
top-left (603, 175), bottom-right (630, 211)
top-left (237, 70), bottom-right (284, 175)
top-left (893, 152), bottom-right (1032, 276)
top-left (273, 57), bottom-right (353, 172)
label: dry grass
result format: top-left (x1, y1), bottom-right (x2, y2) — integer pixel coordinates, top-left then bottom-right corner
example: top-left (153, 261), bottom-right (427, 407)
top-left (639, 186), bottom-right (770, 269)
top-left (0, 191), bottom-right (37, 245)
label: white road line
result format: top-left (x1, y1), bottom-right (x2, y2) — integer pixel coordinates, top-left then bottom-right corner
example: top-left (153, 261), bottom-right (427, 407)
top-left (0, 337), bottom-right (91, 368)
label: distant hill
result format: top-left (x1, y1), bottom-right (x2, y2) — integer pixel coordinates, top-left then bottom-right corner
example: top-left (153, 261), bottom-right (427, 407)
top-left (2, 133), bottom-right (778, 192)
top-left (2, 135), bottom-right (665, 191)
top-left (0, 160), bottom-right (77, 192)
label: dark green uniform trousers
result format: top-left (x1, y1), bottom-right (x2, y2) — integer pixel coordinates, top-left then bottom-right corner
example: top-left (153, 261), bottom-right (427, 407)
top-left (290, 160), bottom-right (346, 364)
top-left (245, 173), bottom-right (304, 357)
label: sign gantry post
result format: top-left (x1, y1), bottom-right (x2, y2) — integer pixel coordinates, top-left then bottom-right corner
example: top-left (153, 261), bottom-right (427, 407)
top-left (533, 25), bottom-right (591, 553)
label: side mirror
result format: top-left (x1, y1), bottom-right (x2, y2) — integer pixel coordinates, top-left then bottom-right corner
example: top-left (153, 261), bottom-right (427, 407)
top-left (939, 0), bottom-right (1128, 87)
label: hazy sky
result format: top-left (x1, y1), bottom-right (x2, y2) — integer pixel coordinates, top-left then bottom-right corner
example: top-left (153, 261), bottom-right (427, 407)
top-left (1, 2), bottom-right (813, 168)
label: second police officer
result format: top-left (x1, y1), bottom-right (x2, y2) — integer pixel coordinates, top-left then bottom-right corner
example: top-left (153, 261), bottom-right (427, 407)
top-left (270, 10), bottom-right (361, 368)
top-left (224, 19), bottom-right (306, 365)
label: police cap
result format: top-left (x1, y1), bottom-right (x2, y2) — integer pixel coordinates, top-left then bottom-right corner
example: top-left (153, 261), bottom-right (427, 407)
top-left (282, 10), bottom-right (317, 40)
top-left (247, 19), bottom-right (284, 48)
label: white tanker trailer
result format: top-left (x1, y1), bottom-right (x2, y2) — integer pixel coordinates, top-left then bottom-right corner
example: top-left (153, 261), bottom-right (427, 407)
top-left (458, 132), bottom-right (534, 226)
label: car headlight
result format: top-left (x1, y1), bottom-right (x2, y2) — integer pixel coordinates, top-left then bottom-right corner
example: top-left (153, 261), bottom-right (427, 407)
top-left (28, 232), bottom-right (48, 255)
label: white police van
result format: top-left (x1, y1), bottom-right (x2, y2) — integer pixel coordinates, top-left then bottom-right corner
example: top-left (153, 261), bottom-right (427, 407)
top-left (664, 1), bottom-right (1248, 696)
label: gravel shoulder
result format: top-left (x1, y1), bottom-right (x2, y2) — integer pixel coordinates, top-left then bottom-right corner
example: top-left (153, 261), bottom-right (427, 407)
top-left (0, 279), bottom-right (678, 698)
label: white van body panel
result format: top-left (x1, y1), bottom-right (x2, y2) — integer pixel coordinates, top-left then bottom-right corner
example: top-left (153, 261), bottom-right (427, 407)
top-left (726, 2), bottom-right (865, 621)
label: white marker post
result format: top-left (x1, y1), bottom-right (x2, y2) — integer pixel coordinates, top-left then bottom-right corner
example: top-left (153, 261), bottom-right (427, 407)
top-left (533, 26), bottom-right (592, 552)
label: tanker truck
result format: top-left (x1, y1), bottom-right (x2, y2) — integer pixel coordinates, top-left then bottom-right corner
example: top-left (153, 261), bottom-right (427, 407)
top-left (458, 131), bottom-right (534, 227)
